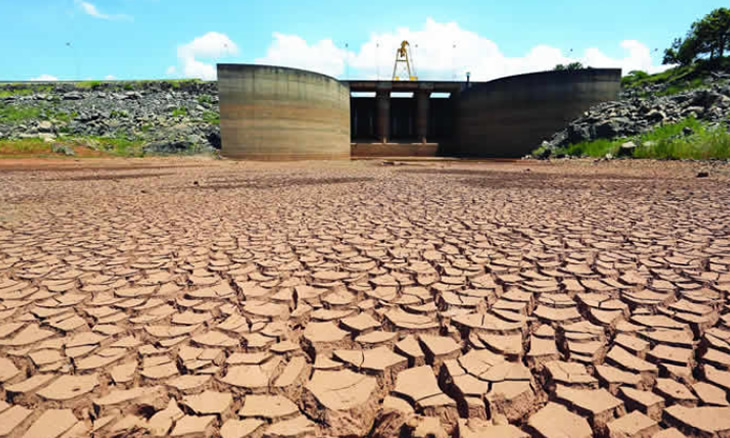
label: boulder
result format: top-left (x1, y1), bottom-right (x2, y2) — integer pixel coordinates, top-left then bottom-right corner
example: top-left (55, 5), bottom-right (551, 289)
top-left (51, 143), bottom-right (75, 156)
top-left (143, 140), bottom-right (194, 155)
top-left (37, 121), bottom-right (53, 133)
top-left (617, 141), bottom-right (637, 158)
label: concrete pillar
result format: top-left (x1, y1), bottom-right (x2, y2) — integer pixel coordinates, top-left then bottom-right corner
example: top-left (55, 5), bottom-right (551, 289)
top-left (376, 89), bottom-right (390, 143)
top-left (415, 90), bottom-right (430, 143)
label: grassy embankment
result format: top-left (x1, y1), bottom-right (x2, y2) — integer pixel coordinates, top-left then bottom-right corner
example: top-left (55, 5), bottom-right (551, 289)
top-left (533, 117), bottom-right (730, 160)
top-left (0, 79), bottom-right (217, 158)
top-left (0, 102), bottom-right (145, 157)
top-left (0, 137), bottom-right (144, 158)
top-left (621, 58), bottom-right (729, 96)
top-left (533, 61), bottom-right (730, 160)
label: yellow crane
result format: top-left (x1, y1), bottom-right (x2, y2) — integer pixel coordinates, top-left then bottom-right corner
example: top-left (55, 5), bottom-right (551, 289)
top-left (392, 40), bottom-right (417, 81)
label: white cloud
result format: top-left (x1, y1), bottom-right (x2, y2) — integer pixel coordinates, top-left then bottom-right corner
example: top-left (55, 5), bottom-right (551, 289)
top-left (172, 32), bottom-right (239, 80)
top-left (30, 74), bottom-right (59, 81)
top-left (75, 0), bottom-right (132, 21)
top-left (256, 18), bottom-right (668, 80)
top-left (104, 74), bottom-right (116, 80)
top-left (255, 33), bottom-right (347, 78)
top-left (583, 40), bottom-right (667, 74)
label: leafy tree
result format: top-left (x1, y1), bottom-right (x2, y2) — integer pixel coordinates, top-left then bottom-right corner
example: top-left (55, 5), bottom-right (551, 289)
top-left (663, 8), bottom-right (730, 65)
top-left (694, 8), bottom-right (730, 59)
top-left (553, 62), bottom-right (585, 71)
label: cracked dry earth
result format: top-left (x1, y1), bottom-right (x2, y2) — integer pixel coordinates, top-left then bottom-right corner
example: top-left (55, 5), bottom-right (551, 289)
top-left (0, 158), bottom-right (729, 438)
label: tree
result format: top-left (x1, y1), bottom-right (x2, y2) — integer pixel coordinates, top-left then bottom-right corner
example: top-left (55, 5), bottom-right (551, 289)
top-left (554, 62), bottom-right (584, 71)
top-left (663, 8), bottom-right (730, 65)
top-left (663, 36), bottom-right (702, 65)
top-left (693, 8), bottom-right (730, 60)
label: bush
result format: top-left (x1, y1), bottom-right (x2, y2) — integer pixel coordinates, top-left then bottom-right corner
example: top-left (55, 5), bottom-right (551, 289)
top-left (197, 95), bottom-right (214, 105)
top-left (202, 111), bottom-right (219, 124)
top-left (554, 62), bottom-right (585, 71)
top-left (171, 107), bottom-right (188, 117)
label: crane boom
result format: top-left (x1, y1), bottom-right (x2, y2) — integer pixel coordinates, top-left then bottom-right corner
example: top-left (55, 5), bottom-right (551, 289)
top-left (392, 40), bottom-right (418, 81)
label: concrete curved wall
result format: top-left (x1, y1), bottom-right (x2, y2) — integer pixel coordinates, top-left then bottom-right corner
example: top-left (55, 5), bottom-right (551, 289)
top-left (454, 69), bottom-right (621, 158)
top-left (218, 64), bottom-right (350, 160)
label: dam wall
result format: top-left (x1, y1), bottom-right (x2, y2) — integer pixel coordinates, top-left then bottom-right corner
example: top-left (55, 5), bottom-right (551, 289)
top-left (218, 64), bottom-right (350, 160)
top-left (218, 64), bottom-right (621, 159)
top-left (453, 69), bottom-right (621, 158)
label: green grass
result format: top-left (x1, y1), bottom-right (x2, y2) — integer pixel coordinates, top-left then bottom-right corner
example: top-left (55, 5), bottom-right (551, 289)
top-left (201, 111), bottom-right (219, 125)
top-left (557, 139), bottom-right (620, 157)
top-left (109, 110), bottom-right (127, 118)
top-left (54, 111), bottom-right (78, 123)
top-left (0, 104), bottom-right (43, 122)
top-left (197, 94), bottom-right (214, 105)
top-left (0, 138), bottom-right (51, 155)
top-left (169, 79), bottom-right (202, 89)
top-left (539, 116), bottom-right (730, 160)
top-left (0, 85), bottom-right (53, 98)
top-left (74, 80), bottom-right (102, 89)
top-left (0, 78), bottom-right (212, 98)
top-left (0, 88), bottom-right (35, 98)
top-left (621, 58), bottom-right (730, 96)
top-left (81, 135), bottom-right (145, 157)
top-left (0, 103), bottom-right (79, 123)
top-left (171, 106), bottom-right (188, 117)
top-left (622, 64), bottom-right (699, 89)
top-left (656, 78), bottom-right (706, 96)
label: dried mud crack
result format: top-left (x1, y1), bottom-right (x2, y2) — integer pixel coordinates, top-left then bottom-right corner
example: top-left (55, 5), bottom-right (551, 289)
top-left (0, 158), bottom-right (728, 437)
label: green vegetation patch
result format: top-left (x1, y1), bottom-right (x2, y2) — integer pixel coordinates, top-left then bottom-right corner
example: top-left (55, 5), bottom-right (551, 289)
top-left (0, 104), bottom-right (44, 122)
top-left (169, 79), bottom-right (202, 89)
top-left (0, 102), bottom-right (77, 123)
top-left (0, 85), bottom-right (53, 98)
top-left (621, 64), bottom-right (699, 89)
top-left (74, 80), bottom-right (103, 89)
top-left (171, 106), bottom-right (188, 117)
top-left (0, 138), bottom-right (52, 156)
top-left (197, 94), bottom-right (214, 105)
top-left (86, 135), bottom-right (145, 157)
top-left (537, 117), bottom-right (730, 160)
top-left (656, 78), bottom-right (706, 96)
top-left (202, 111), bottom-right (219, 125)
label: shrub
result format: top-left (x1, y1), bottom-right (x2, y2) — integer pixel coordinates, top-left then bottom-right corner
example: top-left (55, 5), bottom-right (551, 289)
top-left (202, 111), bottom-right (219, 124)
top-left (171, 107), bottom-right (188, 117)
top-left (198, 95), bottom-right (214, 105)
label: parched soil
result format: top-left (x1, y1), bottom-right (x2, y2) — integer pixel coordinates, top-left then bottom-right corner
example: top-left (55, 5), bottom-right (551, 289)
top-left (0, 157), bottom-right (729, 437)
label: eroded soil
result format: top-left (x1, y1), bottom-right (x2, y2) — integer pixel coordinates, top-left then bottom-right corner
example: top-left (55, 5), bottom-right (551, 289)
top-left (0, 158), bottom-right (729, 437)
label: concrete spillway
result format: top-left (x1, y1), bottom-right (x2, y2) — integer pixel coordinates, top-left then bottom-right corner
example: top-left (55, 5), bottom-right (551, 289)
top-left (218, 64), bottom-right (621, 159)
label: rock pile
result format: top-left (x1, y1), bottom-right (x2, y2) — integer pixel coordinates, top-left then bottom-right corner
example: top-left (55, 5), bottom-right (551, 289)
top-left (0, 81), bottom-right (220, 154)
top-left (539, 74), bottom-right (730, 154)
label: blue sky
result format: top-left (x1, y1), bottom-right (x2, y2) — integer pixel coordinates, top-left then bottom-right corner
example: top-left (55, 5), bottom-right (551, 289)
top-left (1, 0), bottom-right (726, 81)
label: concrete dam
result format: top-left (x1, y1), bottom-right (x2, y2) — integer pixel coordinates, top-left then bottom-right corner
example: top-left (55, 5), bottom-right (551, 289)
top-left (217, 63), bottom-right (621, 160)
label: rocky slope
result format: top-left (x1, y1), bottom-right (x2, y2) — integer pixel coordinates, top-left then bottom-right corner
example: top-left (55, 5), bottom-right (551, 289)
top-left (0, 81), bottom-right (220, 155)
top-left (538, 70), bottom-right (730, 156)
